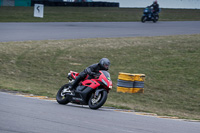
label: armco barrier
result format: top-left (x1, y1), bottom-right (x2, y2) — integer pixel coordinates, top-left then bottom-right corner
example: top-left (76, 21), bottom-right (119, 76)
top-left (31, 1), bottom-right (119, 7)
top-left (117, 72), bottom-right (145, 93)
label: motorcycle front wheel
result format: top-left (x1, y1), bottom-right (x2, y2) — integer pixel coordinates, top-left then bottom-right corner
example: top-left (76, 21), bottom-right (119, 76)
top-left (56, 84), bottom-right (70, 105)
top-left (141, 16), bottom-right (147, 23)
top-left (88, 90), bottom-right (108, 110)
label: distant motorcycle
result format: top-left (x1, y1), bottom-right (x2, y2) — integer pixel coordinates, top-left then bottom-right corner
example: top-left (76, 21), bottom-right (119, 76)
top-left (56, 70), bottom-right (112, 109)
top-left (141, 6), bottom-right (160, 23)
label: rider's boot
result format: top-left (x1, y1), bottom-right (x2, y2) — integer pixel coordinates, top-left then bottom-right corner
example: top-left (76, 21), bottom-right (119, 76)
top-left (69, 75), bottom-right (83, 91)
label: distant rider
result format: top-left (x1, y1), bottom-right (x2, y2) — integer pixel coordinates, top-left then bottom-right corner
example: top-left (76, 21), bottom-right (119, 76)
top-left (150, 0), bottom-right (160, 15)
top-left (68, 58), bottom-right (110, 91)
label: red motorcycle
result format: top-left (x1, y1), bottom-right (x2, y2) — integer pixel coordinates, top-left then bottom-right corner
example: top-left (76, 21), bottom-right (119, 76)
top-left (56, 70), bottom-right (112, 109)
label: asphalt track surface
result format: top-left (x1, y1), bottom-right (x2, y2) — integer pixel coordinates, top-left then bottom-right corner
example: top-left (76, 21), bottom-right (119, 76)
top-left (1, 21), bottom-right (200, 133)
top-left (0, 92), bottom-right (200, 133)
top-left (1, 21), bottom-right (200, 42)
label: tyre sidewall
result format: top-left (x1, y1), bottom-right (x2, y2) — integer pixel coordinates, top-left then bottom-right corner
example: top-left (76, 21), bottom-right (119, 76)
top-left (141, 16), bottom-right (146, 23)
top-left (88, 90), bottom-right (108, 110)
top-left (56, 84), bottom-right (70, 105)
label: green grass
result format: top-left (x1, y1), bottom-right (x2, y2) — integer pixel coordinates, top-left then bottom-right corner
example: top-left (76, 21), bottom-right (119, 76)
top-left (0, 7), bottom-right (200, 22)
top-left (0, 34), bottom-right (200, 120)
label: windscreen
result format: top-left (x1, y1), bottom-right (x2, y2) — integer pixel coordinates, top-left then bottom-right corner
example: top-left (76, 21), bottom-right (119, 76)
top-left (101, 70), bottom-right (111, 81)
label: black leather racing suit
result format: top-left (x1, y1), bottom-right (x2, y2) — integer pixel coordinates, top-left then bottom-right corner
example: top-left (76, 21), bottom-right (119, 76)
top-left (150, 3), bottom-right (159, 14)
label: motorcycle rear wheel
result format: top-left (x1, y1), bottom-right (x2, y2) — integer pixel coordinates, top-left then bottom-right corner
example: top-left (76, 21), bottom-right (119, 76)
top-left (56, 84), bottom-right (70, 105)
top-left (153, 15), bottom-right (159, 23)
top-left (155, 14), bottom-right (159, 21)
top-left (88, 90), bottom-right (107, 110)
top-left (153, 18), bottom-right (157, 23)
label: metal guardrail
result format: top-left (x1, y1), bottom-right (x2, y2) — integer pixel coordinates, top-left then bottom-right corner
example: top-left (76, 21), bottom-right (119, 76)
top-left (31, 1), bottom-right (119, 7)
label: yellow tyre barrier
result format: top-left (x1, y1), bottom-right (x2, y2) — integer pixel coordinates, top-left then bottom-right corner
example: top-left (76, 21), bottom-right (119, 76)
top-left (117, 72), bottom-right (145, 93)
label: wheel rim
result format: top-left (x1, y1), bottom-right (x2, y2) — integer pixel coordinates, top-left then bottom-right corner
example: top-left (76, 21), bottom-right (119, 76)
top-left (58, 86), bottom-right (69, 100)
top-left (142, 17), bottom-right (147, 22)
top-left (61, 88), bottom-right (67, 97)
top-left (59, 89), bottom-right (66, 100)
top-left (91, 93), bottom-right (102, 105)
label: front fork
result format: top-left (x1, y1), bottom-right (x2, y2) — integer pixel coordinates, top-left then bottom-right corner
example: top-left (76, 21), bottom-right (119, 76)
top-left (94, 88), bottom-right (105, 98)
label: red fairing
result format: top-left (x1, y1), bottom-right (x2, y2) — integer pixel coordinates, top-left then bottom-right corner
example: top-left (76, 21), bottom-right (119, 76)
top-left (81, 79), bottom-right (100, 89)
top-left (70, 70), bottom-right (112, 91)
top-left (70, 71), bottom-right (79, 79)
top-left (109, 80), bottom-right (112, 89)
top-left (98, 71), bottom-right (110, 89)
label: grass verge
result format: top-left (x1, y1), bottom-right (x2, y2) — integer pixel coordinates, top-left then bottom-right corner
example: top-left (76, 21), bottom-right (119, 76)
top-left (0, 34), bottom-right (200, 120)
top-left (0, 7), bottom-right (200, 22)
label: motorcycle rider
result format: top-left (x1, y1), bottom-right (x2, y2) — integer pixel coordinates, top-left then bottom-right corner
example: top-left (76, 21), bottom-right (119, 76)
top-left (68, 58), bottom-right (110, 91)
top-left (150, 0), bottom-right (159, 15)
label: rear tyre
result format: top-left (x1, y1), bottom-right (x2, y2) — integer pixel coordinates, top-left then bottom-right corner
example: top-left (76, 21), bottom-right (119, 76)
top-left (153, 14), bottom-right (159, 23)
top-left (141, 16), bottom-right (147, 23)
top-left (153, 18), bottom-right (157, 23)
top-left (155, 14), bottom-right (159, 21)
top-left (56, 84), bottom-right (70, 105)
top-left (88, 90), bottom-right (107, 110)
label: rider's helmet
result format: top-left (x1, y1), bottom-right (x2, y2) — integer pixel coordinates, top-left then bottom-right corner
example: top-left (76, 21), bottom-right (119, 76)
top-left (99, 58), bottom-right (110, 70)
top-left (154, 0), bottom-right (157, 4)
